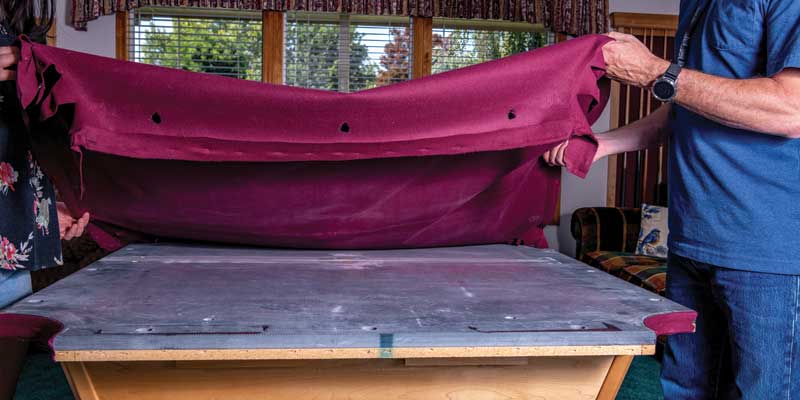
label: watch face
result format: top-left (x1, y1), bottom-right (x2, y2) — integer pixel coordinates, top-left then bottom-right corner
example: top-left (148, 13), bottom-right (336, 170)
top-left (653, 80), bottom-right (675, 100)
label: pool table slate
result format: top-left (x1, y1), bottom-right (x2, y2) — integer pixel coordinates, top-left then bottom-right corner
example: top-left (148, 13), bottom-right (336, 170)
top-left (7, 243), bottom-right (693, 360)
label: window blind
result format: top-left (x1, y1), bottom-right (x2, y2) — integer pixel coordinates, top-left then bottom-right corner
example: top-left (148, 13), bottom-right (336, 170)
top-left (285, 13), bottom-right (412, 92)
top-left (128, 9), bottom-right (549, 87)
top-left (130, 8), bottom-right (263, 81)
top-left (432, 20), bottom-right (552, 74)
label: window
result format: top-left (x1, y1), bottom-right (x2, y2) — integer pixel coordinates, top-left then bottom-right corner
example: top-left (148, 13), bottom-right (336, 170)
top-left (432, 19), bottom-right (551, 74)
top-left (128, 8), bottom-right (551, 89)
top-left (130, 8), bottom-right (263, 81)
top-left (285, 13), bottom-right (411, 92)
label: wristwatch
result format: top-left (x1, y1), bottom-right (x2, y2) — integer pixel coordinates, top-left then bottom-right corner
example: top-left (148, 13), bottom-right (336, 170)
top-left (652, 63), bottom-right (682, 102)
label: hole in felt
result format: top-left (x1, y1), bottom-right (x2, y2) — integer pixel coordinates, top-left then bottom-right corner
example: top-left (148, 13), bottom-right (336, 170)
top-left (507, 110), bottom-right (516, 120)
top-left (340, 122), bottom-right (350, 133)
top-left (151, 112), bottom-right (162, 124)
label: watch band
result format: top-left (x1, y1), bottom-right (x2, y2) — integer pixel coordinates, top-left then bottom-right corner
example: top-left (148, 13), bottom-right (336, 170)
top-left (663, 63), bottom-right (682, 81)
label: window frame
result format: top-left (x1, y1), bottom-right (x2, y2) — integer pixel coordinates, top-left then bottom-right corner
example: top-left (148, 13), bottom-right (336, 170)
top-left (284, 11), bottom-right (413, 92)
top-left (123, 7), bottom-right (547, 84)
top-left (126, 8), bottom-right (264, 81)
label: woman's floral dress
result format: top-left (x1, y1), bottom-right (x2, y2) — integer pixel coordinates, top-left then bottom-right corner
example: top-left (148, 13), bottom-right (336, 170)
top-left (0, 23), bottom-right (61, 286)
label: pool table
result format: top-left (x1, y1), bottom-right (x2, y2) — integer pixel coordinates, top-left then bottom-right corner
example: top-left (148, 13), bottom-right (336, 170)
top-left (3, 243), bottom-right (695, 400)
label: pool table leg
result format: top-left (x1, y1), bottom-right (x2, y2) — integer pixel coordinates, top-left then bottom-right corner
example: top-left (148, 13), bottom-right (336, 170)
top-left (62, 362), bottom-right (99, 400)
top-left (596, 355), bottom-right (634, 400)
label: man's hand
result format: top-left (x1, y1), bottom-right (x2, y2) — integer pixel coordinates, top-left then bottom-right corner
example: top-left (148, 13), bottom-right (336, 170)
top-left (603, 32), bottom-right (670, 88)
top-left (0, 46), bottom-right (19, 81)
top-left (57, 202), bottom-right (90, 241)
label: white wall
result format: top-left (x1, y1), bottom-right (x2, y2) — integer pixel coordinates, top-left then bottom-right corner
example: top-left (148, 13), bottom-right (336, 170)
top-left (55, 0), bottom-right (115, 55)
top-left (548, 107), bottom-right (610, 257)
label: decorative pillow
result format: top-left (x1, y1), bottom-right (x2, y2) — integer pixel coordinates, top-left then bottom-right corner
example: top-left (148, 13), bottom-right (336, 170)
top-left (636, 204), bottom-right (669, 258)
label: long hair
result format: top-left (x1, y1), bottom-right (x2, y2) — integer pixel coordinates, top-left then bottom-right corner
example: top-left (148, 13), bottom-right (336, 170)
top-left (0, 0), bottom-right (54, 39)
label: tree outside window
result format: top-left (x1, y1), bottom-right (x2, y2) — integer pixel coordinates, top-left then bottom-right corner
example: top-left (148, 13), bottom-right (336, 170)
top-left (132, 10), bottom-right (549, 91)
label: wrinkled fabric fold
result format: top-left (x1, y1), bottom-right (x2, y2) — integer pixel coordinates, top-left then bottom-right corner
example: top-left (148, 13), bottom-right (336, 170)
top-left (17, 34), bottom-right (610, 251)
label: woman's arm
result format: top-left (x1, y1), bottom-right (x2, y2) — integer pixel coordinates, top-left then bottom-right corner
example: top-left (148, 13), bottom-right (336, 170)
top-left (543, 104), bottom-right (671, 167)
top-left (0, 46), bottom-right (17, 80)
top-left (0, 45), bottom-right (90, 240)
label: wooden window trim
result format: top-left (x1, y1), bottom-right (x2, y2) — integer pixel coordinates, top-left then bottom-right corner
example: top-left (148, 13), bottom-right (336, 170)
top-left (116, 11), bottom-right (129, 60)
top-left (262, 11), bottom-right (283, 84)
top-left (120, 9), bottom-right (546, 76)
top-left (412, 17), bottom-right (432, 79)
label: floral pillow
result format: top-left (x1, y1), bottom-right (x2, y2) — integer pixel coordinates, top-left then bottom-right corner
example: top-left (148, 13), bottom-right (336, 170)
top-left (636, 204), bottom-right (669, 258)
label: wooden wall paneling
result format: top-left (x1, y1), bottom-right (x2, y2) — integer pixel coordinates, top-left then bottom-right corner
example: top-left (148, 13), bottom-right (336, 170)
top-left (623, 50), bottom-right (642, 208)
top-left (606, 78), bottom-right (621, 206)
top-left (640, 29), bottom-right (654, 206)
top-left (612, 68), bottom-right (630, 206)
top-left (607, 14), bottom-right (678, 207)
top-left (610, 13), bottom-right (679, 35)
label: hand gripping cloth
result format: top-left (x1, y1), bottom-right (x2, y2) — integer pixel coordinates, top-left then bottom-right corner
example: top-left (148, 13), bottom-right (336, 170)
top-left (16, 34), bottom-right (611, 251)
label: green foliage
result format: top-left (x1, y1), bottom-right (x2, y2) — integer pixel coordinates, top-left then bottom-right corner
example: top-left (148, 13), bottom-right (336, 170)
top-left (136, 15), bottom-right (548, 90)
top-left (140, 17), bottom-right (262, 81)
top-left (138, 16), bottom-right (375, 90)
top-left (433, 30), bottom-right (548, 74)
top-left (284, 22), bottom-right (376, 91)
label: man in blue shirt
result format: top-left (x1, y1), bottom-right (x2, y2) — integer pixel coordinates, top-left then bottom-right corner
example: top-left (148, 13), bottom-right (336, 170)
top-left (545, 0), bottom-right (800, 398)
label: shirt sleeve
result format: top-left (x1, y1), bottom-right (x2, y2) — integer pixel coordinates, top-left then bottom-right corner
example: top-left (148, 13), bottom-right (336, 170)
top-left (766, 0), bottom-right (800, 76)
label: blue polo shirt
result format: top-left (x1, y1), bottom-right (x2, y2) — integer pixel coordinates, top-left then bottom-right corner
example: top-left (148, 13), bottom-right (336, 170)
top-left (669, 0), bottom-right (800, 274)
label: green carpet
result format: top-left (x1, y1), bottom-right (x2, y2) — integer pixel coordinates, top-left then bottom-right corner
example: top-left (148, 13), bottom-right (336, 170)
top-left (14, 353), bottom-right (664, 399)
top-left (13, 353), bottom-right (73, 400)
top-left (617, 356), bottom-right (665, 400)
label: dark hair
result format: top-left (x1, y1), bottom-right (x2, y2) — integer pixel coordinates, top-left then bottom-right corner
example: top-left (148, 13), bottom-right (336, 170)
top-left (0, 0), bottom-right (54, 39)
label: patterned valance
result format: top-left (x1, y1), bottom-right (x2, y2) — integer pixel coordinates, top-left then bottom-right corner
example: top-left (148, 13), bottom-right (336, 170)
top-left (71, 0), bottom-right (608, 35)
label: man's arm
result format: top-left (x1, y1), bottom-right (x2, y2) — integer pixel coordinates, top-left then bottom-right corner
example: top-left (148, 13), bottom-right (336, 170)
top-left (543, 104), bottom-right (671, 166)
top-left (675, 68), bottom-right (800, 137)
top-left (604, 32), bottom-right (800, 139)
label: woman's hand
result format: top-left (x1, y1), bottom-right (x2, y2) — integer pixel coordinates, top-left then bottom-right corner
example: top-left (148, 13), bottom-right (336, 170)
top-left (542, 140), bottom-right (571, 167)
top-left (0, 46), bottom-right (19, 81)
top-left (542, 139), bottom-right (606, 168)
top-left (57, 202), bottom-right (90, 240)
